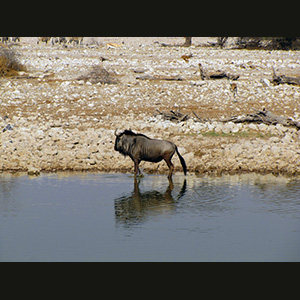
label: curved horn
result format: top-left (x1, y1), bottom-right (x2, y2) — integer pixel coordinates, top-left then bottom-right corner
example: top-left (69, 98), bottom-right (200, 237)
top-left (115, 129), bottom-right (123, 136)
top-left (114, 129), bottom-right (118, 136)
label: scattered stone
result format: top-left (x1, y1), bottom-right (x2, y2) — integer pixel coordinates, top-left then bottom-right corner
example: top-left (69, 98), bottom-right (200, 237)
top-left (260, 78), bottom-right (271, 87)
top-left (132, 68), bottom-right (148, 73)
top-left (190, 80), bottom-right (206, 86)
top-left (27, 166), bottom-right (40, 176)
top-left (3, 123), bottom-right (13, 132)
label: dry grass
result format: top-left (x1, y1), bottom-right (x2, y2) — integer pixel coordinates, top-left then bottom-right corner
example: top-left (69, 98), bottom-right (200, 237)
top-left (0, 47), bottom-right (26, 77)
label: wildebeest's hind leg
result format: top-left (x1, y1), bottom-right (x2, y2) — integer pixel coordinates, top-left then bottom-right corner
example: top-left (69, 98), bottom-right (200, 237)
top-left (164, 157), bottom-right (174, 179)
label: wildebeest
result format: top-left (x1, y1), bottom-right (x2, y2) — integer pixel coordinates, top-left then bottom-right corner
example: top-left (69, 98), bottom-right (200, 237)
top-left (0, 37), bottom-right (9, 44)
top-left (51, 37), bottom-right (67, 45)
top-left (66, 37), bottom-right (83, 46)
top-left (37, 37), bottom-right (51, 45)
top-left (114, 129), bottom-right (187, 178)
top-left (0, 37), bottom-right (20, 44)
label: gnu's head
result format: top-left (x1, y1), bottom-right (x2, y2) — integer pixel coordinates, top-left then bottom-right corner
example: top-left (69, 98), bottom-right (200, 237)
top-left (114, 129), bottom-right (123, 152)
top-left (114, 129), bottom-right (133, 155)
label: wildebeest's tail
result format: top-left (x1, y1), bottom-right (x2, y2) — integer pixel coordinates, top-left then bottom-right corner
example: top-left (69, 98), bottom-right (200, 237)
top-left (175, 146), bottom-right (187, 175)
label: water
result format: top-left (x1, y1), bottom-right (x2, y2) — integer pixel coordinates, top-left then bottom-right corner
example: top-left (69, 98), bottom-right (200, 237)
top-left (0, 172), bottom-right (299, 262)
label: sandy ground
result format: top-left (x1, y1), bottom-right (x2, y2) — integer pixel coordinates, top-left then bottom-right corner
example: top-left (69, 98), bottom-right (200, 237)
top-left (1, 37), bottom-right (300, 176)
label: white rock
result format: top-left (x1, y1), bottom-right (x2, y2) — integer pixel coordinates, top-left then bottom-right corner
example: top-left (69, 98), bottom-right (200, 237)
top-left (214, 124), bottom-right (223, 133)
top-left (194, 123), bottom-right (207, 132)
top-left (75, 149), bottom-right (90, 159)
top-left (183, 152), bottom-right (194, 163)
top-left (190, 80), bottom-right (207, 87)
top-left (248, 124), bottom-right (258, 131)
top-left (206, 122), bottom-right (215, 131)
top-left (222, 122), bottom-right (235, 134)
top-left (61, 81), bottom-right (70, 87)
top-left (35, 130), bottom-right (45, 139)
top-left (27, 166), bottom-right (40, 176)
top-left (270, 145), bottom-right (281, 156)
top-left (232, 126), bottom-right (239, 133)
top-left (282, 133), bottom-right (293, 144)
top-left (186, 118), bottom-right (194, 127)
top-left (258, 123), bottom-right (268, 131)
top-left (56, 66), bottom-right (64, 72)
top-left (4, 81), bottom-right (12, 88)
top-left (269, 136), bottom-right (280, 143)
top-left (260, 78), bottom-right (270, 87)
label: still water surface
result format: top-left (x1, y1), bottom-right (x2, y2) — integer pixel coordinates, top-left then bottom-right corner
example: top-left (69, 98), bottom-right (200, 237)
top-left (0, 172), bottom-right (299, 261)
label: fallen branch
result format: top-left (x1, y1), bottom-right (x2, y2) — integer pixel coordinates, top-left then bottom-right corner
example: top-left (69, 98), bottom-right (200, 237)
top-left (155, 109), bottom-right (189, 123)
top-left (136, 74), bottom-right (183, 81)
top-left (272, 74), bottom-right (300, 86)
top-left (192, 110), bottom-right (203, 122)
top-left (272, 66), bottom-right (300, 86)
top-left (198, 63), bottom-right (239, 81)
top-left (221, 108), bottom-right (300, 130)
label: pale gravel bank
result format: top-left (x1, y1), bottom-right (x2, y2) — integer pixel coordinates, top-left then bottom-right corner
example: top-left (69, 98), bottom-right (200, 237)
top-left (1, 114), bottom-right (300, 176)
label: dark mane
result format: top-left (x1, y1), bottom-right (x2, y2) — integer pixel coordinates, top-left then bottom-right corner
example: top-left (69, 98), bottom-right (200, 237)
top-left (121, 129), bottom-right (151, 139)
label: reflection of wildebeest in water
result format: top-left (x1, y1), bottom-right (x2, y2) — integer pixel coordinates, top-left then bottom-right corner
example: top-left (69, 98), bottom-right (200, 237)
top-left (114, 129), bottom-right (187, 179)
top-left (114, 178), bottom-right (187, 225)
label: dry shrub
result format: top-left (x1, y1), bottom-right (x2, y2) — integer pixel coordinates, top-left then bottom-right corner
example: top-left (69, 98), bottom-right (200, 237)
top-left (269, 37), bottom-right (300, 50)
top-left (0, 47), bottom-right (26, 77)
top-left (77, 65), bottom-right (119, 84)
top-left (235, 37), bottom-right (262, 49)
top-left (235, 37), bottom-right (300, 50)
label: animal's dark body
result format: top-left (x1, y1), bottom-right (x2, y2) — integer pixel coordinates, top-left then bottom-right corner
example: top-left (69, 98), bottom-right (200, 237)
top-left (114, 129), bottom-right (187, 178)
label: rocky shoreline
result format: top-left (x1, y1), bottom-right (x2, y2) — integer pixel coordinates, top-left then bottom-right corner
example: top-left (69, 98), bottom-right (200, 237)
top-left (1, 113), bottom-right (300, 177)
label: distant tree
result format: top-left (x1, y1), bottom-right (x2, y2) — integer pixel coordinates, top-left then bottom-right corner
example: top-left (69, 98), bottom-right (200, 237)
top-left (235, 37), bottom-right (261, 49)
top-left (217, 37), bottom-right (228, 48)
top-left (183, 37), bottom-right (192, 47)
top-left (270, 37), bottom-right (298, 50)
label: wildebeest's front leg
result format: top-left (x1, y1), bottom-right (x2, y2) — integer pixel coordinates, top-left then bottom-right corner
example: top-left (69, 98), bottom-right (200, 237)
top-left (132, 157), bottom-right (141, 177)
